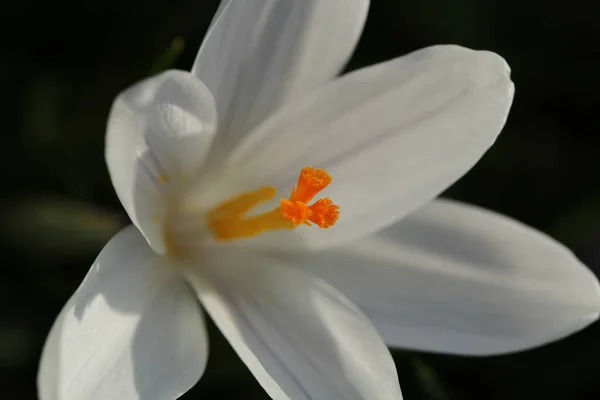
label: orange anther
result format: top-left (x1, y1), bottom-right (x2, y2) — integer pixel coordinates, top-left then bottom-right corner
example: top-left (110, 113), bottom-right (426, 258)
top-left (281, 167), bottom-right (339, 228)
top-left (280, 199), bottom-right (313, 225)
top-left (289, 166), bottom-right (332, 203)
top-left (308, 198), bottom-right (340, 228)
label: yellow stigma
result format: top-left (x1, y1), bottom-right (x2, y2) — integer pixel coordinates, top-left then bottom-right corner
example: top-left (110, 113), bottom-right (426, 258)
top-left (207, 166), bottom-right (340, 241)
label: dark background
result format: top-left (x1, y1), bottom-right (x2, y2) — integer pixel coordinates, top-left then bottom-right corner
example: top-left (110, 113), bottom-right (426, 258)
top-left (1, 0), bottom-right (600, 398)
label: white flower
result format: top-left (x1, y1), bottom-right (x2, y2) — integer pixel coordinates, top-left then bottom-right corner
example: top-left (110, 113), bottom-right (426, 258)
top-left (38, 1), bottom-right (600, 399)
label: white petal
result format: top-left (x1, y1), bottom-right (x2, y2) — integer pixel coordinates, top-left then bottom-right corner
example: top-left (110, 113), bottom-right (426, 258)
top-left (294, 199), bottom-right (600, 356)
top-left (38, 226), bottom-right (208, 400)
top-left (106, 70), bottom-right (217, 253)
top-left (192, 0), bottom-right (369, 161)
top-left (184, 250), bottom-right (402, 400)
top-left (213, 45), bottom-right (514, 250)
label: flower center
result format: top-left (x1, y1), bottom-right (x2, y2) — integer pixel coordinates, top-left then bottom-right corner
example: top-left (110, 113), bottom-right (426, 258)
top-left (207, 166), bottom-right (340, 241)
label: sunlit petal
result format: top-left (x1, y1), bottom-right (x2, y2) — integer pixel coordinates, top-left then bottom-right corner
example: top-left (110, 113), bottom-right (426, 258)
top-left (295, 199), bottom-right (600, 355)
top-left (185, 249), bottom-right (402, 399)
top-left (192, 0), bottom-right (369, 162)
top-left (38, 226), bottom-right (208, 399)
top-left (106, 70), bottom-right (217, 252)
top-left (208, 45), bottom-right (514, 250)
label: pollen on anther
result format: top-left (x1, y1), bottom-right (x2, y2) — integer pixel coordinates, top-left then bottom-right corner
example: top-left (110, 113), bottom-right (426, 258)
top-left (280, 199), bottom-right (312, 225)
top-left (280, 167), bottom-right (339, 228)
top-left (290, 166), bottom-right (332, 203)
top-left (308, 198), bottom-right (339, 228)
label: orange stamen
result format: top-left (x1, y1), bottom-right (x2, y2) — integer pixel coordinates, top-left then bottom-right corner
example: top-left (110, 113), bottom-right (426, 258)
top-left (207, 166), bottom-right (339, 241)
top-left (308, 198), bottom-right (340, 228)
top-left (280, 199), bottom-right (312, 225)
top-left (290, 167), bottom-right (332, 203)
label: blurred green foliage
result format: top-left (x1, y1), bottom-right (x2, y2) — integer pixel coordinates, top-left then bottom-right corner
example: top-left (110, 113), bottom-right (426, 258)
top-left (1, 0), bottom-right (600, 399)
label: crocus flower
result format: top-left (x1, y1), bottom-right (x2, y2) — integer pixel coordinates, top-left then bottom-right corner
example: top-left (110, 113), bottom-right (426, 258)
top-left (38, 1), bottom-right (600, 399)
